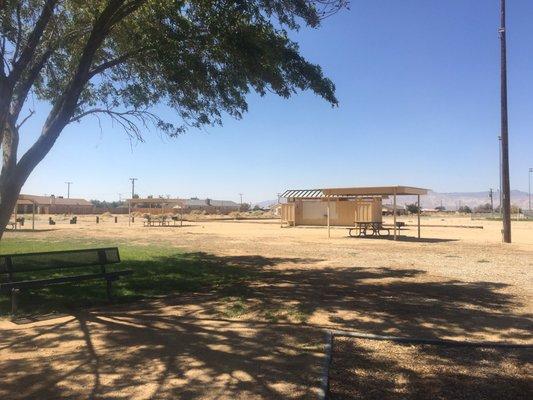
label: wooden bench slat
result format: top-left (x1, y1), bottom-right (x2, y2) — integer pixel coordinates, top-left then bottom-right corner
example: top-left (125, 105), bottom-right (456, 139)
top-left (0, 270), bottom-right (132, 290)
top-left (0, 247), bottom-right (120, 273)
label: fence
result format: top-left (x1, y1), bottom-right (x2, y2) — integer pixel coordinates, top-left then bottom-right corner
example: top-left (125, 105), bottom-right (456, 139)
top-left (471, 212), bottom-right (530, 221)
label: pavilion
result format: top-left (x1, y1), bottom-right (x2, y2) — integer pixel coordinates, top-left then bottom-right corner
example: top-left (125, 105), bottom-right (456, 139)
top-left (280, 185), bottom-right (429, 240)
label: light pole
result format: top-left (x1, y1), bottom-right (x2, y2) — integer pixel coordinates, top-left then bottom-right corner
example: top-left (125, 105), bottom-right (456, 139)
top-left (239, 193), bottom-right (243, 206)
top-left (527, 168), bottom-right (533, 211)
top-left (499, 0), bottom-right (511, 243)
top-left (129, 178), bottom-right (138, 198)
top-left (65, 181), bottom-right (73, 198)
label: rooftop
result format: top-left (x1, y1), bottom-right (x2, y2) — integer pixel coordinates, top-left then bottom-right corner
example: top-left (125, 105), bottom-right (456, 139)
top-left (18, 194), bottom-right (93, 206)
top-left (282, 186), bottom-right (429, 199)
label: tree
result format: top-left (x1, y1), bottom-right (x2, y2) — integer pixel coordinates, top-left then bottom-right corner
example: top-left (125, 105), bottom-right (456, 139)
top-left (0, 0), bottom-right (346, 238)
top-left (405, 203), bottom-right (420, 214)
top-left (474, 203), bottom-right (492, 213)
top-left (457, 205), bottom-right (472, 214)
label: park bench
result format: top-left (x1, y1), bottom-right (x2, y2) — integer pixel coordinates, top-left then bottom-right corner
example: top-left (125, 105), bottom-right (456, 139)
top-left (0, 247), bottom-right (132, 314)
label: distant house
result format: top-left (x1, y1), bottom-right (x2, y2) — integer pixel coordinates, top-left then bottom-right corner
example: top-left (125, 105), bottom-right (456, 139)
top-left (129, 197), bottom-right (240, 215)
top-left (175, 198), bottom-right (241, 214)
top-left (16, 194), bottom-right (95, 214)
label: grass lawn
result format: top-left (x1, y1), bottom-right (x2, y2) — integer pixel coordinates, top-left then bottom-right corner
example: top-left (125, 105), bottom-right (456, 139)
top-left (0, 237), bottom-right (253, 316)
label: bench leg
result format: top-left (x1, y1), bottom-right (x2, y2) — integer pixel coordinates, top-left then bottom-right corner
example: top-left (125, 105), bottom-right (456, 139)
top-left (11, 288), bottom-right (19, 314)
top-left (106, 279), bottom-right (113, 303)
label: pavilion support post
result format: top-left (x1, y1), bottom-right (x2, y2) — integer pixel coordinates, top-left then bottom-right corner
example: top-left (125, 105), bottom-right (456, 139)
top-left (417, 194), bottom-right (421, 239)
top-left (32, 202), bottom-right (35, 231)
top-left (327, 200), bottom-right (331, 239)
top-left (393, 191), bottom-right (397, 240)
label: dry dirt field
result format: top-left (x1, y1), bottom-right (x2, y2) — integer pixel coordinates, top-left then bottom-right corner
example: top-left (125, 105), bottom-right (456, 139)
top-left (0, 215), bottom-right (532, 399)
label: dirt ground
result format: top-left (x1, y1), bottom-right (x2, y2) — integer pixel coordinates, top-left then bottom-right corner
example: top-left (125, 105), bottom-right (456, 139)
top-left (328, 337), bottom-right (532, 400)
top-left (1, 215), bottom-right (532, 399)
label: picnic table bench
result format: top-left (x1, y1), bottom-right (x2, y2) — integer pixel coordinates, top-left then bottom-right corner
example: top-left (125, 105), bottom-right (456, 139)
top-left (0, 247), bottom-right (132, 314)
top-left (144, 219), bottom-right (170, 227)
top-left (143, 218), bottom-right (181, 227)
top-left (347, 221), bottom-right (406, 238)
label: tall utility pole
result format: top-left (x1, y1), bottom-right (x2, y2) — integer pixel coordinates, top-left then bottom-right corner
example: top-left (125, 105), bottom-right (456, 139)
top-left (498, 136), bottom-right (503, 215)
top-left (527, 168), bottom-right (533, 211)
top-left (499, 0), bottom-right (511, 243)
top-left (65, 181), bottom-right (73, 198)
top-left (239, 193), bottom-right (243, 205)
top-left (129, 178), bottom-right (138, 198)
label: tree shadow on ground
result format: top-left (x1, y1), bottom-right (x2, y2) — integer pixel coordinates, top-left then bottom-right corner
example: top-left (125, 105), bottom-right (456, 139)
top-left (1, 251), bottom-right (532, 399)
top-left (348, 236), bottom-right (458, 243)
top-left (328, 337), bottom-right (532, 400)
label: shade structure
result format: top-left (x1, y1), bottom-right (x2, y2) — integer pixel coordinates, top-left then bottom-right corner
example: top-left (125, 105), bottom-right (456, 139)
top-left (281, 185), bottom-right (429, 240)
top-left (322, 186), bottom-right (428, 197)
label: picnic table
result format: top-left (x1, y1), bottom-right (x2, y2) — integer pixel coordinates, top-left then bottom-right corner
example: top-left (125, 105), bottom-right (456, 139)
top-left (347, 221), bottom-right (406, 238)
top-left (143, 218), bottom-right (182, 227)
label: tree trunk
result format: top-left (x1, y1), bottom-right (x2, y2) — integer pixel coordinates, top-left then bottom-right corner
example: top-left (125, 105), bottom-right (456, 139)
top-left (0, 171), bottom-right (22, 240)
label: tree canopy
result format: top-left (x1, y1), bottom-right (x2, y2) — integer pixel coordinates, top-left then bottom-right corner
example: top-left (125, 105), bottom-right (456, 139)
top-left (0, 0), bottom-right (346, 236)
top-left (1, 0), bottom-right (343, 141)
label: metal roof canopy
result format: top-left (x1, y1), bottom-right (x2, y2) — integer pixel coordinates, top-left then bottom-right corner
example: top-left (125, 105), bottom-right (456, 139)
top-left (322, 186), bottom-right (428, 197)
top-left (282, 186), bottom-right (428, 199)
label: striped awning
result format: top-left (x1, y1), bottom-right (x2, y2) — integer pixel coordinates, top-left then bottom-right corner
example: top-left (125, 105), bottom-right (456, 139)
top-left (281, 189), bottom-right (326, 199)
top-left (281, 186), bottom-right (428, 199)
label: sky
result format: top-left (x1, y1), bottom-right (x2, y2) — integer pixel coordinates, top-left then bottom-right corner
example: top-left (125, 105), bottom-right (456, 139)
top-left (18, 0), bottom-right (533, 204)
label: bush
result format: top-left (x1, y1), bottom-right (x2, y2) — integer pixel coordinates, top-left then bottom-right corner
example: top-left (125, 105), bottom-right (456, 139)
top-left (458, 206), bottom-right (472, 213)
top-left (405, 203), bottom-right (420, 214)
top-left (474, 203), bottom-right (492, 213)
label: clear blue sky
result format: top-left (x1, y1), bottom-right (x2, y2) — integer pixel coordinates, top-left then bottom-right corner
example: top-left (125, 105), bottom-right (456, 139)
top-left (19, 0), bottom-right (533, 203)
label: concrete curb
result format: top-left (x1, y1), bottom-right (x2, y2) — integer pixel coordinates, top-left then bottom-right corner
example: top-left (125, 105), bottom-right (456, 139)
top-left (330, 329), bottom-right (533, 349)
top-left (317, 331), bottom-right (333, 400)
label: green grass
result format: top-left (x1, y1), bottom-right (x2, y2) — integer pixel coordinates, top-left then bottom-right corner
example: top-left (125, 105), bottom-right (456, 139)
top-left (0, 237), bottom-right (254, 317)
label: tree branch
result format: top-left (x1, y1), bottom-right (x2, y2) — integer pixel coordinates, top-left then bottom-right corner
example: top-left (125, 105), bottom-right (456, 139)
top-left (69, 107), bottom-right (156, 141)
top-left (14, 0), bottom-right (145, 183)
top-left (15, 109), bottom-right (35, 130)
top-left (13, 2), bottom-right (23, 62)
top-left (10, 48), bottom-right (53, 120)
top-left (87, 48), bottom-right (147, 79)
top-left (9, 0), bottom-right (58, 85)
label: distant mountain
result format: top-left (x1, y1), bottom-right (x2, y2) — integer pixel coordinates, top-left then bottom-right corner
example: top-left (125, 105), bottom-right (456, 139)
top-left (398, 190), bottom-right (529, 210)
top-left (255, 199), bottom-right (280, 209)
top-left (256, 190), bottom-right (530, 211)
